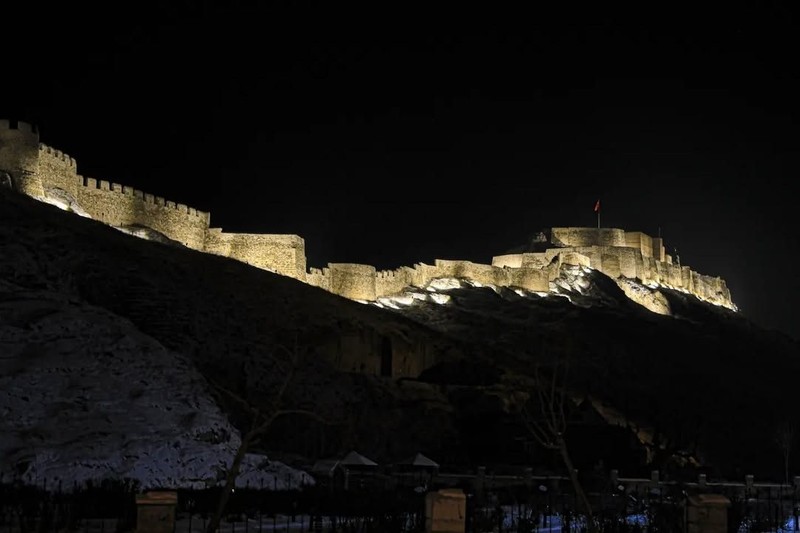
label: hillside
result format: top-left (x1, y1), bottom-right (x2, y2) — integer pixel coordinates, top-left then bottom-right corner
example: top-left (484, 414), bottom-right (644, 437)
top-left (0, 279), bottom-right (311, 490)
top-left (375, 273), bottom-right (800, 479)
top-left (0, 187), bottom-right (464, 485)
top-left (1, 185), bottom-right (799, 485)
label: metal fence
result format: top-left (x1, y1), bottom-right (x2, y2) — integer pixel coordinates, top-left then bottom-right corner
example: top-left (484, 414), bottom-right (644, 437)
top-left (0, 479), bottom-right (137, 533)
top-left (2, 471), bottom-right (800, 532)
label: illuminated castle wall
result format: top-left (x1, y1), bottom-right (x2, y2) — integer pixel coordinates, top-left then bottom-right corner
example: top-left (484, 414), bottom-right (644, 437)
top-left (491, 229), bottom-right (733, 309)
top-left (0, 119), bottom-right (735, 314)
top-left (0, 120), bottom-right (305, 280)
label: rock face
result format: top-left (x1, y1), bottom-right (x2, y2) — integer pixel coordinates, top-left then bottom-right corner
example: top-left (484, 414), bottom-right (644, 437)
top-left (370, 266), bottom-right (800, 480)
top-left (0, 186), bottom-right (463, 483)
top-left (0, 280), bottom-right (312, 490)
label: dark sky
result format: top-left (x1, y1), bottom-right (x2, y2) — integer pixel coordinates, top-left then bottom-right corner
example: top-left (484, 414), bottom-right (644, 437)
top-left (2, 3), bottom-right (799, 340)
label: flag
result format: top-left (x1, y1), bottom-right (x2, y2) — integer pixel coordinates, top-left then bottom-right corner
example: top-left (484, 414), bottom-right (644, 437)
top-left (594, 199), bottom-right (600, 213)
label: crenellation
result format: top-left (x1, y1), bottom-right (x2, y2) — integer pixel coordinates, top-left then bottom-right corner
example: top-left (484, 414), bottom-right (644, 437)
top-left (0, 119), bottom-right (38, 135)
top-left (1, 118), bottom-right (737, 314)
top-left (38, 144), bottom-right (77, 168)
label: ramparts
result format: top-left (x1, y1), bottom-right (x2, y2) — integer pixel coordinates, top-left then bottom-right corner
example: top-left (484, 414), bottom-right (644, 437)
top-left (205, 230), bottom-right (306, 280)
top-left (306, 259), bottom-right (552, 300)
top-left (491, 228), bottom-right (734, 309)
top-left (0, 121), bottom-right (307, 280)
top-left (0, 120), bottom-right (736, 316)
top-left (0, 120), bottom-right (43, 198)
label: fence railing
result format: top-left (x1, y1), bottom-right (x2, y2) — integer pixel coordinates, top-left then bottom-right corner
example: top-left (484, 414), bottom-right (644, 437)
top-left (2, 469), bottom-right (800, 532)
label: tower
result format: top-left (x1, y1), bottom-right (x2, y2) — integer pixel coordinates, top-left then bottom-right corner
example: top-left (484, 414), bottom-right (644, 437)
top-left (0, 119), bottom-right (44, 198)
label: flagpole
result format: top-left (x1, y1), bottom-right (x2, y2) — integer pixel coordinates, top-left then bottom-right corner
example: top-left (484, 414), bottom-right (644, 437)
top-left (594, 199), bottom-right (601, 229)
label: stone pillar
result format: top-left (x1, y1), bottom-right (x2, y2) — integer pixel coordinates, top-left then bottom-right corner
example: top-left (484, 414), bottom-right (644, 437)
top-left (135, 491), bottom-right (177, 533)
top-left (650, 470), bottom-right (660, 493)
top-left (425, 488), bottom-right (466, 533)
top-left (524, 467), bottom-right (533, 489)
top-left (650, 470), bottom-right (659, 484)
top-left (610, 468), bottom-right (619, 487)
top-left (685, 493), bottom-right (730, 533)
top-left (473, 466), bottom-right (486, 501)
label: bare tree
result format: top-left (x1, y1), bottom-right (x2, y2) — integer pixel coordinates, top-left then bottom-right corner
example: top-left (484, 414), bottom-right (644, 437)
top-left (520, 355), bottom-right (597, 533)
top-left (204, 338), bottom-right (331, 533)
top-left (775, 420), bottom-right (796, 486)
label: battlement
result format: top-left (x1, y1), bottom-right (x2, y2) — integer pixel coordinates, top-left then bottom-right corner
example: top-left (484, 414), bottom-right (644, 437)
top-left (0, 120), bottom-right (43, 197)
top-left (0, 119), bottom-right (39, 135)
top-left (2, 118), bottom-right (737, 317)
top-left (39, 144), bottom-right (76, 168)
top-left (551, 227), bottom-right (626, 248)
top-left (80, 176), bottom-right (209, 219)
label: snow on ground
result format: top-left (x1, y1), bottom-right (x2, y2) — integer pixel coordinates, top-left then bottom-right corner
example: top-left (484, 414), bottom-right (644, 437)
top-left (0, 280), bottom-right (312, 491)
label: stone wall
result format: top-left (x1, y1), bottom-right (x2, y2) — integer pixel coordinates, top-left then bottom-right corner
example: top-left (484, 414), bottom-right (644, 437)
top-left (551, 227), bottom-right (626, 247)
top-left (376, 267), bottom-right (416, 296)
top-left (625, 231), bottom-right (654, 258)
top-left (652, 237), bottom-right (665, 262)
top-left (0, 120), bottom-right (43, 198)
top-left (491, 242), bottom-right (735, 311)
top-left (325, 263), bottom-right (378, 301)
top-left (692, 273), bottom-right (732, 307)
top-left (492, 253), bottom-right (523, 268)
top-left (616, 247), bottom-right (639, 278)
top-left (508, 266), bottom-right (550, 292)
top-left (77, 179), bottom-right (210, 250)
top-left (37, 144), bottom-right (80, 198)
top-left (204, 230), bottom-right (306, 280)
top-left (309, 258), bottom-right (552, 301)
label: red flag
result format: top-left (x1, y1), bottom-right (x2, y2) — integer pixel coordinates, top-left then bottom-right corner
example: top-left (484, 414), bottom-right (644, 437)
top-left (594, 199), bottom-right (601, 213)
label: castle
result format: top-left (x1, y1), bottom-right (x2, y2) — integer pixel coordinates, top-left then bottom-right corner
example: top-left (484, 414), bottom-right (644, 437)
top-left (0, 119), bottom-right (736, 315)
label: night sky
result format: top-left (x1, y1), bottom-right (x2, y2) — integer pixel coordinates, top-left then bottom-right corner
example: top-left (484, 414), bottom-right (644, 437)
top-left (2, 3), bottom-right (798, 340)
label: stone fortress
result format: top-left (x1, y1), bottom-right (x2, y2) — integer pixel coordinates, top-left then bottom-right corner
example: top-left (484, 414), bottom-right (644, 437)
top-left (0, 119), bottom-right (736, 314)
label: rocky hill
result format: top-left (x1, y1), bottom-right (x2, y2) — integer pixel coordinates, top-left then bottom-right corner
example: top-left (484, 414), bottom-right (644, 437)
top-left (1, 186), bottom-right (798, 486)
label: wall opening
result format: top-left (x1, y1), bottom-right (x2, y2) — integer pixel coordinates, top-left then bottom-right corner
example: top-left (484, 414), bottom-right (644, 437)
top-left (380, 336), bottom-right (392, 378)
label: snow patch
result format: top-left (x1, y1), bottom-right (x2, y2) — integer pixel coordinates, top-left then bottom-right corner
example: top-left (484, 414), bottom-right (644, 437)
top-left (430, 293), bottom-right (451, 305)
top-left (0, 283), bottom-right (313, 491)
top-left (427, 278), bottom-right (463, 291)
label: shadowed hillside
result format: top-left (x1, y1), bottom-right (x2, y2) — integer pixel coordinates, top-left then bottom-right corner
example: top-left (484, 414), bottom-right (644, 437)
top-left (0, 187), bottom-right (467, 470)
top-left (376, 272), bottom-right (800, 480)
top-left (1, 186), bottom-right (799, 484)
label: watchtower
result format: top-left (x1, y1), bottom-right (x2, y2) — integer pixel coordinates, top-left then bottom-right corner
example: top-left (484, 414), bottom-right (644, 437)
top-left (0, 119), bottom-right (44, 198)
